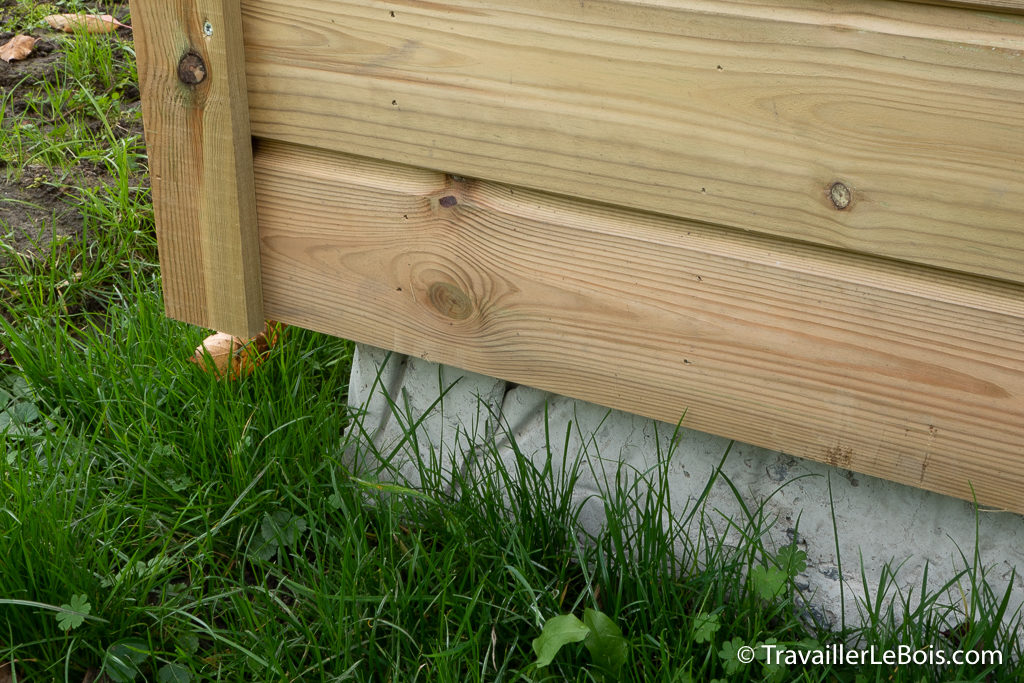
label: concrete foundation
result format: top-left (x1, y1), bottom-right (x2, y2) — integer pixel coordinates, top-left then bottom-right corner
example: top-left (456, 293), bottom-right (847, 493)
top-left (347, 343), bottom-right (1024, 632)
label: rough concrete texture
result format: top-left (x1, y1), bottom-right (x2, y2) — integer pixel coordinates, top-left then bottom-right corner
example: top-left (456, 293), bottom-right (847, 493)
top-left (347, 343), bottom-right (1024, 632)
top-left (346, 346), bottom-right (506, 487)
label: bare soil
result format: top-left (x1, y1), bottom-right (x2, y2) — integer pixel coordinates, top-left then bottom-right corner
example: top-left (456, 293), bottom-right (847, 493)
top-left (0, 30), bottom-right (73, 261)
top-left (0, 175), bottom-right (83, 260)
top-left (0, 1), bottom-right (139, 265)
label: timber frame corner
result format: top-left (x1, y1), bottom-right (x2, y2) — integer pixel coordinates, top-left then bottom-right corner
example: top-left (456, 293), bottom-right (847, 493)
top-left (130, 0), bottom-right (1024, 512)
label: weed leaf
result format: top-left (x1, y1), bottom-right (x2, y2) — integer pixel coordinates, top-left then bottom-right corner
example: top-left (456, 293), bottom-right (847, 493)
top-left (256, 510), bottom-right (308, 560)
top-left (103, 638), bottom-right (149, 682)
top-left (5, 401), bottom-right (39, 424)
top-left (8, 377), bottom-right (31, 400)
top-left (262, 510), bottom-right (307, 546)
top-left (55, 594), bottom-right (90, 631)
top-left (718, 637), bottom-right (746, 675)
top-left (175, 633), bottom-right (200, 656)
top-left (776, 545), bottom-right (807, 576)
top-left (532, 614), bottom-right (590, 667)
top-left (582, 608), bottom-right (628, 675)
top-left (693, 611), bottom-right (720, 644)
top-left (157, 662), bottom-right (192, 683)
top-left (751, 565), bottom-right (787, 600)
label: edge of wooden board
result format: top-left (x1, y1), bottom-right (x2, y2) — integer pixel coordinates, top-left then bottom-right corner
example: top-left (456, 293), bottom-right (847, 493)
top-left (252, 139), bottom-right (1024, 514)
top-left (131, 0), bottom-right (264, 336)
top-left (904, 0), bottom-right (1024, 13)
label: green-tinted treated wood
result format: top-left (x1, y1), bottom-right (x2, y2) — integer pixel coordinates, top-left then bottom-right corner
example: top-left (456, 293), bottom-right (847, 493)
top-left (240, 0), bottom-right (1024, 284)
top-left (253, 141), bottom-right (1024, 514)
top-left (905, 0), bottom-right (1024, 13)
top-left (131, 0), bottom-right (263, 336)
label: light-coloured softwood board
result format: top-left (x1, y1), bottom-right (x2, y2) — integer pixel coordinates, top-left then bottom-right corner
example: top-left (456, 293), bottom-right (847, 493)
top-left (240, 0), bottom-right (1024, 284)
top-left (129, 0), bottom-right (265, 336)
top-left (252, 140), bottom-right (1024, 514)
top-left (907, 0), bottom-right (1024, 12)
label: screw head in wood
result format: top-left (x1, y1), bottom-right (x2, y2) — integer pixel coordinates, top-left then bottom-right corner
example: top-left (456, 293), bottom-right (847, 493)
top-left (829, 182), bottom-right (852, 210)
top-left (177, 52), bottom-right (207, 85)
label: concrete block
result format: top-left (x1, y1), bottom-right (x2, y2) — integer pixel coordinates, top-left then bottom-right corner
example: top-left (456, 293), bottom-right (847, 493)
top-left (347, 344), bottom-right (506, 488)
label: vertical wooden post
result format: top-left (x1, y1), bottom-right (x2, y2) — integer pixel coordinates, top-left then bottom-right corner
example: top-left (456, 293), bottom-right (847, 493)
top-left (130, 0), bottom-right (263, 336)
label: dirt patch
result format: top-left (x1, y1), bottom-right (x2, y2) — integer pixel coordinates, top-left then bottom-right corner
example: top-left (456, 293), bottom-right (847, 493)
top-left (0, 174), bottom-right (82, 261)
top-left (0, 35), bottom-right (62, 90)
top-left (0, 3), bottom-right (140, 267)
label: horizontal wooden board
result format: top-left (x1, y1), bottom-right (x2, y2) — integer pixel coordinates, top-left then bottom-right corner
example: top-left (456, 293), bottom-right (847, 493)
top-left (907, 0), bottom-right (1024, 13)
top-left (241, 0), bottom-right (1024, 284)
top-left (252, 140), bottom-right (1024, 513)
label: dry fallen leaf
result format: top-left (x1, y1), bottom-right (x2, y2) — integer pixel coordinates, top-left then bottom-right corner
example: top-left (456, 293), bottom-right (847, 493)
top-left (189, 321), bottom-right (285, 380)
top-left (0, 35), bottom-right (37, 63)
top-left (261, 320), bottom-right (288, 350)
top-left (55, 271), bottom-right (84, 291)
top-left (44, 13), bottom-right (129, 34)
top-left (190, 333), bottom-right (257, 379)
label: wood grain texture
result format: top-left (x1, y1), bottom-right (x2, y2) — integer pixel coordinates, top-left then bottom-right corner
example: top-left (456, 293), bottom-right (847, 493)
top-left (906, 0), bottom-right (1024, 13)
top-left (240, 0), bottom-right (1024, 284)
top-left (253, 140), bottom-right (1024, 513)
top-left (131, 0), bottom-right (264, 336)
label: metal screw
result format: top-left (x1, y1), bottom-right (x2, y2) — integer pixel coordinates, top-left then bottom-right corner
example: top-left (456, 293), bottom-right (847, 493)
top-left (829, 182), bottom-right (851, 210)
top-left (203, 21), bottom-right (214, 36)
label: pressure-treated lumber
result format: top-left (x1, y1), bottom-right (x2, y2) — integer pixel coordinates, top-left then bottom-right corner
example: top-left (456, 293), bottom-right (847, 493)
top-left (908, 0), bottom-right (1024, 12)
top-left (240, 0), bottom-right (1024, 284)
top-left (252, 140), bottom-right (1024, 513)
top-left (131, 0), bottom-right (264, 336)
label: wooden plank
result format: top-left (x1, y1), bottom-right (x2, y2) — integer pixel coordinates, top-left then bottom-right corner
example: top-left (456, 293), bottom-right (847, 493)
top-left (240, 0), bottom-right (1024, 284)
top-left (905, 0), bottom-right (1024, 14)
top-left (252, 140), bottom-right (1024, 513)
top-left (131, 0), bottom-right (264, 336)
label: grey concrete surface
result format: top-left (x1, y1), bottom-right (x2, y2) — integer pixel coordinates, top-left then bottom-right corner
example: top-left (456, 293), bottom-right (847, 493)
top-left (347, 343), bottom-right (1024, 633)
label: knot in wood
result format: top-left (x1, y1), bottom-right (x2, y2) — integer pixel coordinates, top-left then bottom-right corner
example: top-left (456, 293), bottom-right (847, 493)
top-left (828, 182), bottom-right (852, 210)
top-left (177, 52), bottom-right (207, 85)
top-left (428, 282), bottom-right (473, 320)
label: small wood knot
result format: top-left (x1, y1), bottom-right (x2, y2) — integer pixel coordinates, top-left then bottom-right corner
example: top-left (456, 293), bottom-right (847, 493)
top-left (439, 195), bottom-right (458, 208)
top-left (428, 282), bottom-right (472, 320)
top-left (828, 182), bottom-right (851, 210)
top-left (177, 52), bottom-right (206, 85)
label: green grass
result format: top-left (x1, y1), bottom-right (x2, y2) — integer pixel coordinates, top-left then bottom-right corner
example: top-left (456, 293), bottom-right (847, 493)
top-left (1, 2), bottom-right (1022, 681)
top-left (1, 4), bottom-right (141, 180)
top-left (2, 288), bottom-right (1022, 682)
